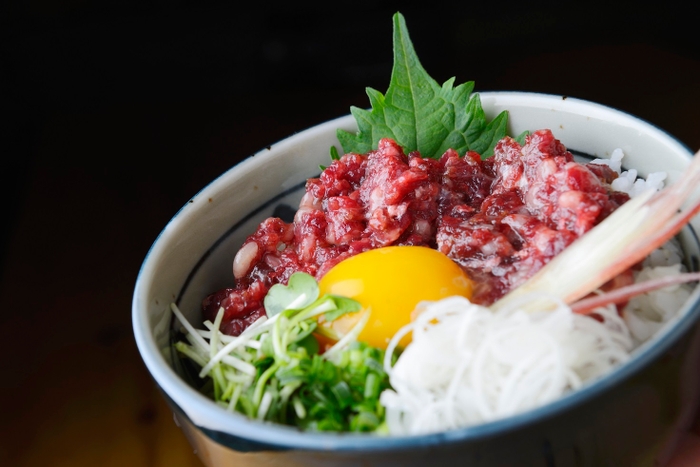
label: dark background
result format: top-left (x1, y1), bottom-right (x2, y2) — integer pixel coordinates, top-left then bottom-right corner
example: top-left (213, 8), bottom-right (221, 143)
top-left (2, 1), bottom-right (698, 465)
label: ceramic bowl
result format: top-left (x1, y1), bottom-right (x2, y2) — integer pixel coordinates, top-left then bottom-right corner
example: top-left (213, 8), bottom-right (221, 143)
top-left (133, 92), bottom-right (700, 467)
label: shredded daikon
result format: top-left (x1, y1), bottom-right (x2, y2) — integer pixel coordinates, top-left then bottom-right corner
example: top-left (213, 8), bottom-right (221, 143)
top-left (380, 295), bottom-right (633, 435)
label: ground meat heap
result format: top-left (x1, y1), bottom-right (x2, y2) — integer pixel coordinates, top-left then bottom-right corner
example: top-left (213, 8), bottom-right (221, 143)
top-left (204, 129), bottom-right (630, 335)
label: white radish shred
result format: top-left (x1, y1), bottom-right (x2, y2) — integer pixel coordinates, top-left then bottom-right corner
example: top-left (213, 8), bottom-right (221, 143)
top-left (380, 295), bottom-right (634, 435)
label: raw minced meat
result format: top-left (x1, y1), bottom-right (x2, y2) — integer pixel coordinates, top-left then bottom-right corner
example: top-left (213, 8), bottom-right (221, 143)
top-left (204, 129), bottom-right (630, 335)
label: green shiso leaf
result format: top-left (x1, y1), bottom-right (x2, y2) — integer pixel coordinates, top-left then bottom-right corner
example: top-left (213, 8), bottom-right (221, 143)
top-left (336, 12), bottom-right (510, 159)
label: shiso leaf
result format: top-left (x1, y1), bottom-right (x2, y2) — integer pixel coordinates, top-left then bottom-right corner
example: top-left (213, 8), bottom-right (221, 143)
top-left (336, 12), bottom-right (511, 160)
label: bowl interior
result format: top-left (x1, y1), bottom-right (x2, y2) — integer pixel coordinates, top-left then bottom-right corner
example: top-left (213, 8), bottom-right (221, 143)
top-left (133, 92), bottom-right (700, 448)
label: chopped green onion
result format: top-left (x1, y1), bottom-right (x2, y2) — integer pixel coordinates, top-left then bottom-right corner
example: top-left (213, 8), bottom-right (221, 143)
top-left (292, 396), bottom-right (307, 419)
top-left (172, 274), bottom-right (390, 432)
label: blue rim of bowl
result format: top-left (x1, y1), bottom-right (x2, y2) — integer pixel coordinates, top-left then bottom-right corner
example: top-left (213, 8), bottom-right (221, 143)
top-left (134, 92), bottom-right (700, 452)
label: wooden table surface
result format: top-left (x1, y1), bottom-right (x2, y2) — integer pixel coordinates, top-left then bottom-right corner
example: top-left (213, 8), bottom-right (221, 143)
top-left (2, 2), bottom-right (699, 466)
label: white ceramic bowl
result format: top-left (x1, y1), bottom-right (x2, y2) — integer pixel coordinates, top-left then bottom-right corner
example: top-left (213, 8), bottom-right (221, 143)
top-left (133, 92), bottom-right (700, 467)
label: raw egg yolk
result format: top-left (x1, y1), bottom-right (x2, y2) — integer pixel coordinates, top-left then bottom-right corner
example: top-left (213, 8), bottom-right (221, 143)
top-left (317, 246), bottom-right (472, 350)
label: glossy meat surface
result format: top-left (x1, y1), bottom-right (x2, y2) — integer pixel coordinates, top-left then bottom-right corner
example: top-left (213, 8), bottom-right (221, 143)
top-left (204, 130), bottom-right (629, 334)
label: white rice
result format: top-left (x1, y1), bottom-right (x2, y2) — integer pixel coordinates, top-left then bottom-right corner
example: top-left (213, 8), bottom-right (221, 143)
top-left (624, 242), bottom-right (691, 343)
top-left (591, 148), bottom-right (667, 197)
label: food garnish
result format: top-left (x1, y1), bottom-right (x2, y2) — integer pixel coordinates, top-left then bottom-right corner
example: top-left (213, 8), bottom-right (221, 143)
top-left (334, 12), bottom-right (522, 160)
top-left (173, 273), bottom-right (392, 432)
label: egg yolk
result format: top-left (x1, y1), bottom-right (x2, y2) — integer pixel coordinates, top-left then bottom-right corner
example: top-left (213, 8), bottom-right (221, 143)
top-left (317, 246), bottom-right (473, 350)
